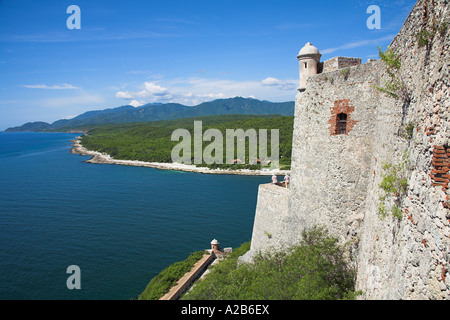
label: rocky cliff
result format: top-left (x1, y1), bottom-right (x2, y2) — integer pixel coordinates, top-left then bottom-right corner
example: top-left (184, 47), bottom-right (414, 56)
top-left (242, 0), bottom-right (449, 299)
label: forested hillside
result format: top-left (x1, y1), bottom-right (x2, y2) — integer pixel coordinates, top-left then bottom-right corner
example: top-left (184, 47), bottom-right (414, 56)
top-left (80, 114), bottom-right (294, 169)
top-left (5, 97), bottom-right (294, 132)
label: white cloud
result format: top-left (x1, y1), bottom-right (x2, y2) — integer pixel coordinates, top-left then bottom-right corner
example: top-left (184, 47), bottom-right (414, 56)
top-left (261, 77), bottom-right (297, 90)
top-left (115, 91), bottom-right (134, 99)
top-left (115, 82), bottom-right (169, 100)
top-left (22, 83), bottom-right (80, 90)
top-left (321, 34), bottom-right (396, 54)
top-left (127, 70), bottom-right (151, 75)
top-left (128, 99), bottom-right (146, 107)
top-left (261, 77), bottom-right (281, 86)
top-left (42, 93), bottom-right (106, 108)
top-left (61, 114), bottom-right (78, 120)
top-left (142, 82), bottom-right (168, 96)
top-left (115, 77), bottom-right (297, 106)
top-left (2, 30), bottom-right (180, 43)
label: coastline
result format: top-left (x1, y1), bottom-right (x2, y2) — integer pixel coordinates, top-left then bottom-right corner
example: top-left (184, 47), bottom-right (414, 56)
top-left (70, 137), bottom-right (289, 176)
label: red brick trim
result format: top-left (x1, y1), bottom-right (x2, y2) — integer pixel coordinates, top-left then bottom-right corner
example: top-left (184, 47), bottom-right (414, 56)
top-left (430, 145), bottom-right (449, 190)
top-left (328, 99), bottom-right (359, 135)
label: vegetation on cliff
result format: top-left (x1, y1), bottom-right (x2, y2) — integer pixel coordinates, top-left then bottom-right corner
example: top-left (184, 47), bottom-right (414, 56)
top-left (182, 227), bottom-right (359, 300)
top-left (374, 46), bottom-right (406, 100)
top-left (377, 152), bottom-right (410, 221)
top-left (138, 250), bottom-right (205, 300)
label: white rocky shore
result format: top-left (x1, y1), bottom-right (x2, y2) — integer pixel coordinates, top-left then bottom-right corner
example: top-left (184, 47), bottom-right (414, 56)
top-left (70, 137), bottom-right (289, 176)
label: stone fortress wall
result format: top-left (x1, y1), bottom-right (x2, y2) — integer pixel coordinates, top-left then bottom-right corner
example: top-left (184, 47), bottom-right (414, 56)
top-left (240, 0), bottom-right (450, 299)
top-left (322, 56), bottom-right (362, 73)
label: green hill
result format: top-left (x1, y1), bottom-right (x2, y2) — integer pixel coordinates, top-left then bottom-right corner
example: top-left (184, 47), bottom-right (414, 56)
top-left (5, 97), bottom-right (294, 132)
top-left (79, 114), bottom-right (294, 169)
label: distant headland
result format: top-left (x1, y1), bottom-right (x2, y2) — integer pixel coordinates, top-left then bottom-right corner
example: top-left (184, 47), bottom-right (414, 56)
top-left (71, 137), bottom-right (289, 176)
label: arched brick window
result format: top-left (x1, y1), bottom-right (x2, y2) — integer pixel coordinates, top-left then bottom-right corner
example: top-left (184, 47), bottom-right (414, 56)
top-left (337, 113), bottom-right (347, 135)
top-left (328, 99), bottom-right (358, 136)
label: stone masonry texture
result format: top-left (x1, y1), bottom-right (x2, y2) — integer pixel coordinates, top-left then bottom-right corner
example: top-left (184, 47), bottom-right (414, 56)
top-left (244, 0), bottom-right (450, 299)
top-left (322, 56), bottom-right (362, 73)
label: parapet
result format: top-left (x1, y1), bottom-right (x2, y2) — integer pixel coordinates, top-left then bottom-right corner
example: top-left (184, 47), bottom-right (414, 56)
top-left (322, 56), bottom-right (362, 73)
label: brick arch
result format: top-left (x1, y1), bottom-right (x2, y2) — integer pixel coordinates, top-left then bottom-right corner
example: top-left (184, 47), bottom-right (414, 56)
top-left (328, 99), bottom-right (359, 135)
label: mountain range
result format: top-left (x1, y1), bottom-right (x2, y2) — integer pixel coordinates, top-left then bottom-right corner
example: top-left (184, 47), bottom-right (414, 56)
top-left (4, 97), bottom-right (294, 132)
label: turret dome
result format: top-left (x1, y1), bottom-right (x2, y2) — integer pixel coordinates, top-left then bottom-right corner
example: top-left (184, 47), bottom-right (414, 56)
top-left (297, 42), bottom-right (321, 92)
top-left (298, 42), bottom-right (320, 56)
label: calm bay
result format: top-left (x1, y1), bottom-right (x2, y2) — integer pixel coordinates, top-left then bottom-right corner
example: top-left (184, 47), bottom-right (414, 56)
top-left (0, 132), bottom-right (267, 299)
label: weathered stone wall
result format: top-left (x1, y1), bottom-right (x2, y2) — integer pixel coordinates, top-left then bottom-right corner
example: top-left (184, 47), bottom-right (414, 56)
top-left (322, 56), bottom-right (362, 73)
top-left (356, 0), bottom-right (450, 299)
top-left (245, 0), bottom-right (449, 299)
top-left (239, 183), bottom-right (291, 264)
top-left (245, 61), bottom-right (385, 262)
top-left (288, 60), bottom-right (385, 258)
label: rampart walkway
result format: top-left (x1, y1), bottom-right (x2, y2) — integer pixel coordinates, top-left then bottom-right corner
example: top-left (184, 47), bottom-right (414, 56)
top-left (159, 253), bottom-right (215, 300)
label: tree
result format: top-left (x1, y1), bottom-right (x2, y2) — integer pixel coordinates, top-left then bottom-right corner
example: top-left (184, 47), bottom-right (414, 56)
top-left (183, 226), bottom-right (359, 300)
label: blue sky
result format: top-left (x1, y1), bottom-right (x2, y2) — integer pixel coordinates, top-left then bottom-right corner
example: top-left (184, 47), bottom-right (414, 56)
top-left (0, 0), bottom-right (416, 130)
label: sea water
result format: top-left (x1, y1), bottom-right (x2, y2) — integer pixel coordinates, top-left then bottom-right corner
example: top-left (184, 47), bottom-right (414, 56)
top-left (0, 132), bottom-right (268, 299)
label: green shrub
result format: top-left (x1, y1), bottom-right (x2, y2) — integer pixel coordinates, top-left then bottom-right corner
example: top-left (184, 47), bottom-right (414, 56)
top-left (400, 122), bottom-right (414, 140)
top-left (415, 20), bottom-right (447, 47)
top-left (374, 47), bottom-right (407, 100)
top-left (377, 156), bottom-right (409, 221)
top-left (377, 202), bottom-right (387, 219)
top-left (391, 205), bottom-right (403, 220)
top-left (438, 22), bottom-right (448, 36)
top-left (138, 250), bottom-right (205, 300)
top-left (340, 67), bottom-right (350, 79)
top-left (415, 29), bottom-right (433, 47)
top-left (377, 46), bottom-right (401, 70)
top-left (183, 227), bottom-right (359, 300)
